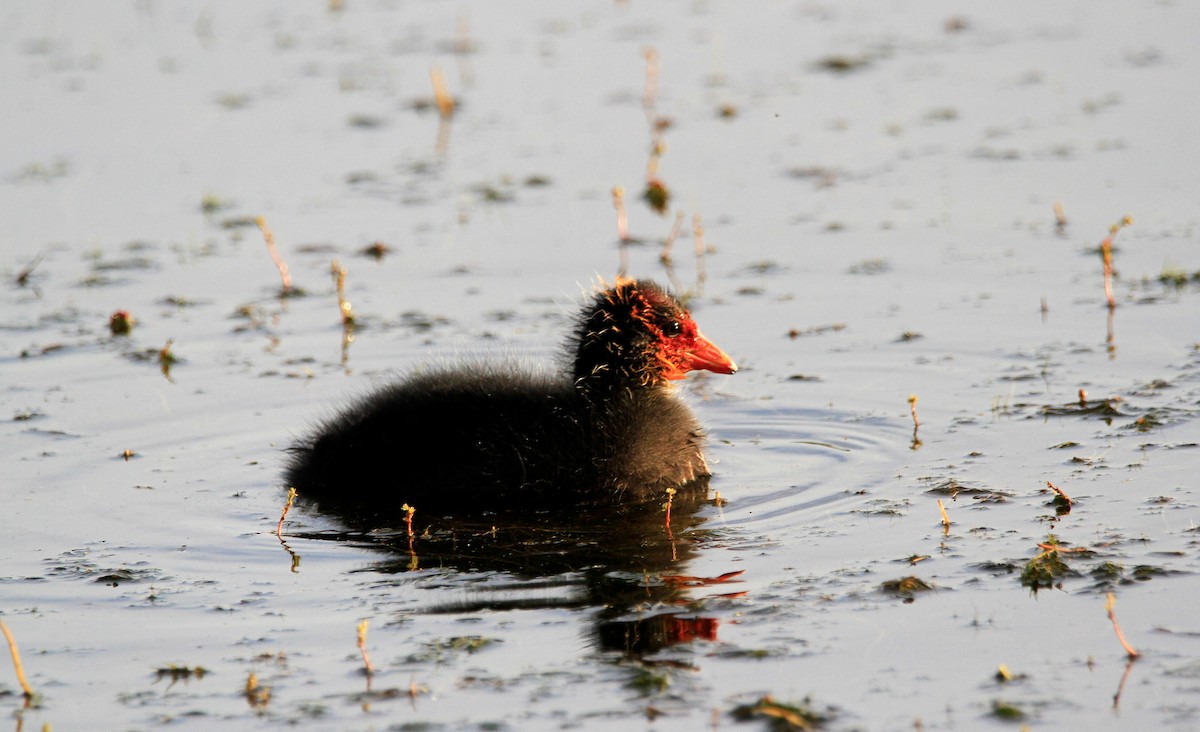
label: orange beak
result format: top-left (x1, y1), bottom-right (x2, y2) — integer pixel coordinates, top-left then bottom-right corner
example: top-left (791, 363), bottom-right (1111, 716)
top-left (672, 329), bottom-right (737, 379)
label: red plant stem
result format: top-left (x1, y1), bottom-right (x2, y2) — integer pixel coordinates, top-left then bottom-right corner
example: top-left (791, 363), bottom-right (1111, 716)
top-left (256, 217), bottom-right (293, 294)
top-left (1098, 215), bottom-right (1133, 310)
top-left (277, 487), bottom-right (297, 538)
top-left (1105, 593), bottom-right (1140, 659)
top-left (1046, 481), bottom-right (1073, 506)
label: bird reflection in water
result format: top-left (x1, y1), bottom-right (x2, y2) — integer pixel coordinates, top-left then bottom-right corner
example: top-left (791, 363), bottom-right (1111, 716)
top-left (288, 478), bottom-right (740, 657)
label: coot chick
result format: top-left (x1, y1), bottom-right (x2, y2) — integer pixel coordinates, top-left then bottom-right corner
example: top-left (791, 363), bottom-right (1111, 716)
top-left (285, 278), bottom-right (736, 514)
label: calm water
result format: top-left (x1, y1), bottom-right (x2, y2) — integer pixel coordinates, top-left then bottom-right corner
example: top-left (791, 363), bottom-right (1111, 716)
top-left (3, 2), bottom-right (1199, 730)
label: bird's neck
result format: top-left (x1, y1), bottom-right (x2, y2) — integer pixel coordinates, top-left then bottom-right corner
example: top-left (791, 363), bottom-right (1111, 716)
top-left (572, 362), bottom-right (668, 405)
top-left (571, 309), bottom-right (665, 397)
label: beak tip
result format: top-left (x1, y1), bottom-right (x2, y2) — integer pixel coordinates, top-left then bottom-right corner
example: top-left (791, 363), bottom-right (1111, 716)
top-left (685, 329), bottom-right (737, 376)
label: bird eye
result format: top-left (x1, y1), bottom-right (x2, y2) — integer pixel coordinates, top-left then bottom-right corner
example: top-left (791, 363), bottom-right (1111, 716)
top-left (663, 320), bottom-right (683, 337)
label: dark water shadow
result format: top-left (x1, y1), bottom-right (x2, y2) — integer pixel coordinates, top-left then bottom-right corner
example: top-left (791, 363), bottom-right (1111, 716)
top-left (289, 480), bottom-right (739, 657)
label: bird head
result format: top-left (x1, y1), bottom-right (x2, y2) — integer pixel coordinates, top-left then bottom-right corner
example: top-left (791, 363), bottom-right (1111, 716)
top-left (573, 278), bottom-right (737, 390)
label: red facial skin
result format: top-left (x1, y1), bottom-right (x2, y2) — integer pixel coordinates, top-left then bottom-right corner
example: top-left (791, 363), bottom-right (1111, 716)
top-left (624, 286), bottom-right (737, 381)
top-left (652, 318), bottom-right (737, 380)
top-left (594, 278), bottom-right (737, 386)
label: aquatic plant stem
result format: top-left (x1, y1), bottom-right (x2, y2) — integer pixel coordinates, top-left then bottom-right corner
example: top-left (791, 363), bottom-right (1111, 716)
top-left (402, 503), bottom-right (417, 558)
top-left (908, 394), bottom-right (922, 449)
top-left (244, 671), bottom-right (271, 709)
top-left (14, 253), bottom-right (43, 287)
top-left (642, 46), bottom-right (659, 111)
top-left (403, 504), bottom-right (416, 539)
top-left (158, 338), bottom-right (177, 381)
top-left (1046, 481), bottom-right (1073, 507)
top-left (357, 620), bottom-right (375, 676)
top-left (1105, 593), bottom-right (1140, 659)
top-left (430, 66), bottom-right (455, 119)
top-left (692, 214), bottom-right (707, 293)
top-left (256, 217), bottom-right (293, 295)
top-left (277, 487), bottom-right (297, 539)
top-left (660, 211), bottom-right (683, 265)
top-left (1036, 543), bottom-right (1086, 553)
top-left (1053, 201), bottom-right (1068, 235)
top-left (0, 619), bottom-right (34, 700)
top-left (612, 186), bottom-right (629, 277)
top-left (659, 211), bottom-right (685, 291)
top-left (1098, 215), bottom-right (1133, 310)
top-left (331, 260), bottom-right (355, 327)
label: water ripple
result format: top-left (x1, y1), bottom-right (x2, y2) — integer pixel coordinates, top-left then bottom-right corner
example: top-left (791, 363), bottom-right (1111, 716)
top-left (705, 403), bottom-right (910, 528)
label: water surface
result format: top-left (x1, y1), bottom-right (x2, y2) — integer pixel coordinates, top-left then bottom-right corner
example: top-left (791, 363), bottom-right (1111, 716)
top-left (3, 2), bottom-right (1199, 730)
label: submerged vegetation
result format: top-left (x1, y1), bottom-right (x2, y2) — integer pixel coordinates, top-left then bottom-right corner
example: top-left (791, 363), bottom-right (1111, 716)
top-left (731, 695), bottom-right (832, 731)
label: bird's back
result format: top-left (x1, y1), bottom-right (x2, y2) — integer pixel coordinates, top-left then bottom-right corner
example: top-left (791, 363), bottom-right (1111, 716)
top-left (286, 367), bottom-right (592, 513)
top-left (285, 367), bottom-right (710, 516)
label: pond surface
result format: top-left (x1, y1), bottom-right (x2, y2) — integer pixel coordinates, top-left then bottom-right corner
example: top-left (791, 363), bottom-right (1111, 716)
top-left (2, 2), bottom-right (1199, 730)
